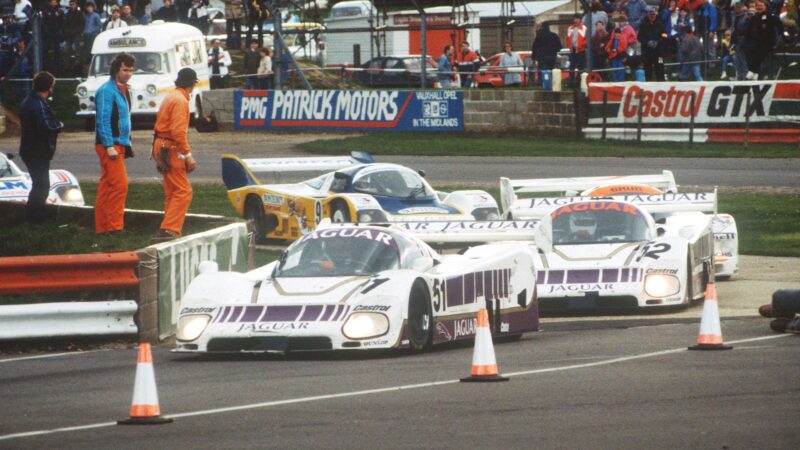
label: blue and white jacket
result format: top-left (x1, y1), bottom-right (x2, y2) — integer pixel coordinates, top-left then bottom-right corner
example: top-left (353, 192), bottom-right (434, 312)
top-left (94, 78), bottom-right (132, 148)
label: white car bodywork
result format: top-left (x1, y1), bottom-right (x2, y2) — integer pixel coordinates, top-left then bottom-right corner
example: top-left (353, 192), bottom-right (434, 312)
top-left (500, 170), bottom-right (738, 278)
top-left (0, 153), bottom-right (84, 206)
top-left (174, 222), bottom-right (539, 353)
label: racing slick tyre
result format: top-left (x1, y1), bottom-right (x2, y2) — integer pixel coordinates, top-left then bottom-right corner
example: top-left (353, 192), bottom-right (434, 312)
top-left (408, 280), bottom-right (433, 352)
top-left (245, 196), bottom-right (272, 245)
top-left (331, 201), bottom-right (351, 223)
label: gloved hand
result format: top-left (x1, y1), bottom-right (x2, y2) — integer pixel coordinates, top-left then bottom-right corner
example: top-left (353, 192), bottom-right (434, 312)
top-left (106, 147), bottom-right (118, 160)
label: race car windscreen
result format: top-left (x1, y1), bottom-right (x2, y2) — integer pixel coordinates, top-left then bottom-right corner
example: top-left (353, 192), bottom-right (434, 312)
top-left (275, 231), bottom-right (400, 277)
top-left (89, 52), bottom-right (169, 76)
top-left (550, 202), bottom-right (650, 245)
top-left (351, 167), bottom-right (434, 198)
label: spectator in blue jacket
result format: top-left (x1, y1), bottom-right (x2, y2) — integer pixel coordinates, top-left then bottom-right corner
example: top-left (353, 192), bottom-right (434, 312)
top-left (83, 2), bottom-right (103, 59)
top-left (437, 44), bottom-right (455, 88)
top-left (624, 0), bottom-right (649, 31)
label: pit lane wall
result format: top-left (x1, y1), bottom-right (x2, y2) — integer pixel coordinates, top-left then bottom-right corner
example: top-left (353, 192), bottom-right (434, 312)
top-left (201, 89), bottom-right (580, 136)
top-left (584, 80), bottom-right (800, 142)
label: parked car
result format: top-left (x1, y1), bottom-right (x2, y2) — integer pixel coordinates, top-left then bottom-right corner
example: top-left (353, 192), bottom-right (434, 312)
top-left (475, 49), bottom-right (571, 87)
top-left (353, 55), bottom-right (438, 88)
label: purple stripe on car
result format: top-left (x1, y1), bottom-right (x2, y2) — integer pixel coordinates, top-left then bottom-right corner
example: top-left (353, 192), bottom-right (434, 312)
top-left (447, 276), bottom-right (463, 307)
top-left (476, 270), bottom-right (484, 298)
top-left (240, 306), bottom-right (264, 323)
top-left (212, 307), bottom-right (226, 323)
top-left (227, 306), bottom-right (243, 322)
top-left (602, 269), bottom-right (619, 283)
top-left (264, 305), bottom-right (302, 322)
top-left (333, 305), bottom-right (350, 321)
top-left (536, 271), bottom-right (546, 284)
top-left (547, 270), bottom-right (564, 284)
top-left (319, 305), bottom-right (335, 322)
top-left (464, 272), bottom-right (475, 305)
top-left (300, 305), bottom-right (323, 322)
top-left (567, 269), bottom-right (599, 284)
top-left (621, 268), bottom-right (630, 283)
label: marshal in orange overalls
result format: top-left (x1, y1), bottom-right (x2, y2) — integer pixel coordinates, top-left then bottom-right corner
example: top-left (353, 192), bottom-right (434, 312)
top-left (152, 88), bottom-right (194, 235)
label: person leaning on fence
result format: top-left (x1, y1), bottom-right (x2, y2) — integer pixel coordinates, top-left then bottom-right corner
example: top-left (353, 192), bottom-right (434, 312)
top-left (606, 13), bottom-right (637, 81)
top-left (499, 41), bottom-right (523, 87)
top-left (207, 39), bottom-right (232, 89)
top-left (94, 52), bottom-right (135, 235)
top-left (592, 20), bottom-right (610, 73)
top-left (679, 24), bottom-right (704, 80)
top-left (744, 0), bottom-right (782, 80)
top-left (243, 38), bottom-right (261, 89)
top-left (152, 68), bottom-right (198, 240)
top-left (731, 3), bottom-right (754, 80)
top-left (257, 46), bottom-right (273, 89)
top-left (638, 6), bottom-right (666, 81)
top-left (437, 44), bottom-right (456, 88)
top-left (567, 14), bottom-right (588, 86)
top-left (456, 41), bottom-right (479, 88)
top-left (531, 22), bottom-right (562, 86)
top-left (19, 71), bottom-right (63, 224)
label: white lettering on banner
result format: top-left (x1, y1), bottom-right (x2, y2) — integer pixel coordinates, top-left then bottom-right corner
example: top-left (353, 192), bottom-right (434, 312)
top-left (547, 283), bottom-right (615, 293)
top-left (454, 318), bottom-right (476, 338)
top-left (528, 193), bottom-right (709, 208)
top-left (415, 91), bottom-right (457, 100)
top-left (412, 118), bottom-right (459, 127)
top-left (240, 97), bottom-right (269, 120)
top-left (271, 90), bottom-right (400, 122)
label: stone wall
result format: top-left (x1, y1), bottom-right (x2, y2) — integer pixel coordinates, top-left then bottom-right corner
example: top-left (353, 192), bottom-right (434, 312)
top-left (201, 88), bottom-right (585, 136)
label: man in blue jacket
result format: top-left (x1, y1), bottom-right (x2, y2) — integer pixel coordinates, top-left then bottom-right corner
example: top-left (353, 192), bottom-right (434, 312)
top-left (19, 71), bottom-right (63, 223)
top-left (94, 52), bottom-right (135, 235)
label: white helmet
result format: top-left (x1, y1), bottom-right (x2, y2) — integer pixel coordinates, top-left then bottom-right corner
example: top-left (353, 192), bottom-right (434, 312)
top-left (569, 211), bottom-right (597, 239)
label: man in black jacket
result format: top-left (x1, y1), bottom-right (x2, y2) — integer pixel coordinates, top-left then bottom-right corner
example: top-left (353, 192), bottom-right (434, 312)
top-left (531, 22), bottom-right (562, 86)
top-left (637, 6), bottom-right (665, 81)
top-left (18, 71), bottom-right (63, 223)
top-left (64, 0), bottom-right (84, 74)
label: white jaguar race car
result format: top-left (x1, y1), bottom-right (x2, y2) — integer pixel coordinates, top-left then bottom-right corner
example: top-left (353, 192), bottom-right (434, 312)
top-left (500, 170), bottom-right (738, 279)
top-left (0, 153), bottom-right (84, 206)
top-left (501, 188), bottom-right (716, 311)
top-left (174, 221), bottom-right (539, 353)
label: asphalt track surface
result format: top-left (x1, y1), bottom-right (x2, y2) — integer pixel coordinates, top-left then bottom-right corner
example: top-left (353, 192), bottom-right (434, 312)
top-left (15, 130), bottom-right (800, 189)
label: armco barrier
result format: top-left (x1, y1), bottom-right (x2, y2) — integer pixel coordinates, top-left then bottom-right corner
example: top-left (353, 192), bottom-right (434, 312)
top-left (0, 301), bottom-right (138, 339)
top-left (0, 252), bottom-right (140, 295)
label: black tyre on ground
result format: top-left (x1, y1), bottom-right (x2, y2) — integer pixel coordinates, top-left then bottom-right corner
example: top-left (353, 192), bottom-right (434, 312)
top-left (408, 281), bottom-right (433, 352)
top-left (245, 196), bottom-right (270, 244)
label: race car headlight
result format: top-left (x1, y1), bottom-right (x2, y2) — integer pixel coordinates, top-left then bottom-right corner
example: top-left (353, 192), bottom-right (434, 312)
top-left (146, 84), bottom-right (157, 96)
top-left (176, 314), bottom-right (211, 341)
top-left (57, 186), bottom-right (84, 204)
top-left (644, 274), bottom-right (680, 298)
top-left (342, 312), bottom-right (389, 340)
top-left (357, 210), bottom-right (388, 223)
top-left (77, 86), bottom-right (88, 97)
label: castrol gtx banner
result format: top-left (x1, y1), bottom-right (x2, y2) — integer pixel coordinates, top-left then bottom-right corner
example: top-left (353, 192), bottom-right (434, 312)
top-left (588, 81), bottom-right (800, 127)
top-left (234, 90), bottom-right (464, 131)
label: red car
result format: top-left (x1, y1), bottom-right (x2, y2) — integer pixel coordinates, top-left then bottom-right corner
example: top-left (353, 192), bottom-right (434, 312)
top-left (474, 50), bottom-right (572, 87)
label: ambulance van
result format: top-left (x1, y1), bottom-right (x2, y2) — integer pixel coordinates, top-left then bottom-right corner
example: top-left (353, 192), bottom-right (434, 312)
top-left (76, 22), bottom-right (210, 128)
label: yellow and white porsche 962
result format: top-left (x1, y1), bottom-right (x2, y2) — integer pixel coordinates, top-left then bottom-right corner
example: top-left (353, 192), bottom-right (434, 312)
top-left (500, 170), bottom-right (739, 279)
top-left (222, 152), bottom-right (500, 243)
top-left (174, 221), bottom-right (539, 353)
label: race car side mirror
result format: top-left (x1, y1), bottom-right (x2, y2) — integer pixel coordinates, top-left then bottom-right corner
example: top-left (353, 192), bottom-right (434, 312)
top-left (417, 169), bottom-right (426, 178)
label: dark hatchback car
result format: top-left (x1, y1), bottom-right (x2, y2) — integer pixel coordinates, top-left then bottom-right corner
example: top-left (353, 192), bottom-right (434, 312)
top-left (353, 55), bottom-right (439, 88)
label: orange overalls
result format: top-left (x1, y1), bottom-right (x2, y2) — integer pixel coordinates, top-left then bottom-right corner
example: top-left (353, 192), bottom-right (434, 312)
top-left (153, 88), bottom-right (193, 235)
top-left (94, 82), bottom-right (131, 234)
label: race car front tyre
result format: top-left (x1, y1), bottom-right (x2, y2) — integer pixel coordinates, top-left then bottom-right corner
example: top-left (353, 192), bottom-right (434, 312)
top-left (245, 196), bottom-right (270, 244)
top-left (408, 280), bottom-right (433, 352)
top-left (331, 201), bottom-right (351, 223)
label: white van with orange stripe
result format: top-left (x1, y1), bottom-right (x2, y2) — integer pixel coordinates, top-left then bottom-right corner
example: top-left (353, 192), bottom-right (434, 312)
top-left (76, 22), bottom-right (210, 126)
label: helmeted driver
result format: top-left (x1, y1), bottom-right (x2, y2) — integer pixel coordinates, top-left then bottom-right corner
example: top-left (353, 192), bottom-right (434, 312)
top-left (318, 237), bottom-right (351, 271)
top-left (569, 211), bottom-right (597, 240)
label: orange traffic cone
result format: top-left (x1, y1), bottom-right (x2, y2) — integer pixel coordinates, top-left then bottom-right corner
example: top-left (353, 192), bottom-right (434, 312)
top-left (460, 308), bottom-right (509, 382)
top-left (689, 283), bottom-right (732, 351)
top-left (118, 343), bottom-right (173, 425)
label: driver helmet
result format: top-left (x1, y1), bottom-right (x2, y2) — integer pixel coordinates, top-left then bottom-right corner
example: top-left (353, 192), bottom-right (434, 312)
top-left (569, 211), bottom-right (597, 239)
top-left (319, 237), bottom-right (350, 270)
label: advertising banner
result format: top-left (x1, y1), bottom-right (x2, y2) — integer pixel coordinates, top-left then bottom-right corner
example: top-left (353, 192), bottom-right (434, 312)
top-left (149, 223), bottom-right (249, 339)
top-left (588, 80), bottom-right (800, 125)
top-left (234, 89), bottom-right (464, 131)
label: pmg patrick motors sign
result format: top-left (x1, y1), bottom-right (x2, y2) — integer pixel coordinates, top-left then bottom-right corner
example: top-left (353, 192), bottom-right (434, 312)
top-left (234, 89), bottom-right (464, 131)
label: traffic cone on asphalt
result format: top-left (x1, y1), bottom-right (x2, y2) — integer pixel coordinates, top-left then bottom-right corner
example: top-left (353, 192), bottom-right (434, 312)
top-left (460, 308), bottom-right (509, 382)
top-left (118, 343), bottom-right (173, 425)
top-left (689, 283), bottom-right (733, 351)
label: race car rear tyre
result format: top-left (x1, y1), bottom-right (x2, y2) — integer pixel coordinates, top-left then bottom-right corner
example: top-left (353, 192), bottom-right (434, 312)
top-left (408, 281), bottom-right (433, 352)
top-left (331, 202), bottom-right (351, 223)
top-left (245, 196), bottom-right (269, 245)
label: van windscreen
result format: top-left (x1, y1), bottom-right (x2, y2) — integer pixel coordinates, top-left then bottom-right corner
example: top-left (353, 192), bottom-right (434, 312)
top-left (89, 52), bottom-right (169, 76)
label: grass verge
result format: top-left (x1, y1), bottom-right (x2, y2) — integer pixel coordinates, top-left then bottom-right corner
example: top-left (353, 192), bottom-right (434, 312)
top-left (300, 133), bottom-right (799, 158)
top-left (1, 183), bottom-right (797, 258)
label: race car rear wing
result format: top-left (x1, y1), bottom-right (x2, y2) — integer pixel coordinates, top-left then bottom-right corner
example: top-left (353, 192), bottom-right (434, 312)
top-left (505, 191), bottom-right (718, 220)
top-left (388, 220), bottom-right (539, 244)
top-left (222, 151), bottom-right (374, 190)
top-left (500, 171), bottom-right (677, 213)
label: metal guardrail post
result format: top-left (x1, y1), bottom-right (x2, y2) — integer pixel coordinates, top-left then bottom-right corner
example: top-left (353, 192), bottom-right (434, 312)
top-left (744, 89), bottom-right (752, 149)
top-left (602, 89), bottom-right (608, 140)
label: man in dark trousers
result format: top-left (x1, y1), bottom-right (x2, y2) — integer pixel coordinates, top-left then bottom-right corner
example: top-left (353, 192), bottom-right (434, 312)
top-left (637, 6), bottom-right (666, 81)
top-left (19, 71), bottom-right (63, 223)
top-left (531, 22), bottom-right (562, 86)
